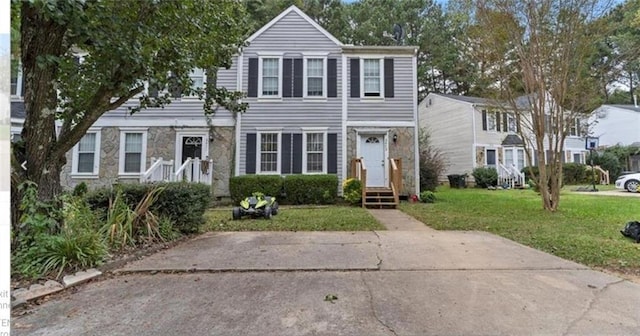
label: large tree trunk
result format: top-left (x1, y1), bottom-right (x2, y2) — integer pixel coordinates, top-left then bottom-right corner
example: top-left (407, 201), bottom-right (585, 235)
top-left (20, 2), bottom-right (69, 202)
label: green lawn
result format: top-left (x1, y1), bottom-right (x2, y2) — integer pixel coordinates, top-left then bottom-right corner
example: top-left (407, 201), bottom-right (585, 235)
top-left (204, 206), bottom-right (385, 231)
top-left (400, 187), bottom-right (640, 272)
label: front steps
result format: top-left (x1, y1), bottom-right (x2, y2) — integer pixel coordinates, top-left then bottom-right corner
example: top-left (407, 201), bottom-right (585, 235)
top-left (363, 187), bottom-right (398, 209)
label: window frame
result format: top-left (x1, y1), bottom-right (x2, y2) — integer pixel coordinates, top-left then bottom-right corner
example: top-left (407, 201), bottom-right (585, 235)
top-left (256, 131), bottom-right (282, 174)
top-left (506, 113), bottom-right (518, 133)
top-left (302, 130), bottom-right (328, 174)
top-left (258, 56), bottom-right (283, 99)
top-left (118, 128), bottom-right (148, 176)
top-left (71, 128), bottom-right (101, 177)
top-left (569, 117), bottom-right (582, 137)
top-left (303, 56), bottom-right (327, 99)
top-left (360, 58), bottom-right (385, 99)
top-left (486, 111), bottom-right (498, 132)
top-left (184, 68), bottom-right (207, 98)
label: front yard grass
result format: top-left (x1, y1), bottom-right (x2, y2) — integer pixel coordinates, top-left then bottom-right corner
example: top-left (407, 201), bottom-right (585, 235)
top-left (400, 187), bottom-right (640, 274)
top-left (204, 206), bottom-right (385, 231)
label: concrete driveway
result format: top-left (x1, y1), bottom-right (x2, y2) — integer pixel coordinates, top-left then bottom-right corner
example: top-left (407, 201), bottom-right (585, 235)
top-left (12, 231), bottom-right (640, 336)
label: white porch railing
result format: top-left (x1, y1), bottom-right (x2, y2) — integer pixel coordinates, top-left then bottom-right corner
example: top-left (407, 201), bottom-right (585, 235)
top-left (497, 163), bottom-right (525, 189)
top-left (140, 157), bottom-right (213, 185)
top-left (174, 157), bottom-right (214, 185)
top-left (140, 157), bottom-right (175, 183)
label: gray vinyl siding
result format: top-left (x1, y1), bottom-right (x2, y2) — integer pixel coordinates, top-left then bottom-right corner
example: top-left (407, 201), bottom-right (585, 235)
top-left (213, 56), bottom-right (239, 119)
top-left (247, 11), bottom-right (340, 52)
top-left (238, 10), bottom-right (343, 178)
top-left (474, 109), bottom-right (511, 146)
top-left (347, 56), bottom-right (414, 121)
top-left (419, 94), bottom-right (474, 176)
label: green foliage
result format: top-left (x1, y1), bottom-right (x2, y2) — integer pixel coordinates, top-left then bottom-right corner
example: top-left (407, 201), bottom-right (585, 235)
top-left (419, 191), bottom-right (436, 203)
top-left (13, 186), bottom-right (107, 279)
top-left (472, 167), bottom-right (498, 188)
top-left (563, 163), bottom-right (589, 185)
top-left (283, 175), bottom-right (338, 205)
top-left (588, 151), bottom-right (624, 181)
top-left (342, 178), bottom-right (363, 206)
top-left (158, 216), bottom-right (182, 241)
top-left (419, 129), bottom-right (447, 192)
top-left (86, 182), bottom-right (211, 234)
top-left (229, 175), bottom-right (283, 203)
top-left (72, 182), bottom-right (88, 197)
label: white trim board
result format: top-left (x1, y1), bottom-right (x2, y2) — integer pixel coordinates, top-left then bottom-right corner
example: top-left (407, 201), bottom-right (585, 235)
top-left (246, 5), bottom-right (343, 47)
top-left (175, 130), bottom-right (210, 171)
top-left (346, 121), bottom-right (415, 127)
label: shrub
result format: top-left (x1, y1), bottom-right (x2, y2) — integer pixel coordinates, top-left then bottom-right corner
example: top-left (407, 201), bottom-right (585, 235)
top-left (283, 174), bottom-right (338, 204)
top-left (86, 182), bottom-right (211, 234)
top-left (419, 191), bottom-right (436, 203)
top-left (563, 163), bottom-right (589, 185)
top-left (419, 129), bottom-right (447, 191)
top-left (229, 175), bottom-right (283, 203)
top-left (342, 178), bottom-right (363, 206)
top-left (472, 167), bottom-right (498, 188)
top-left (588, 151), bottom-right (623, 182)
top-left (72, 182), bottom-right (88, 197)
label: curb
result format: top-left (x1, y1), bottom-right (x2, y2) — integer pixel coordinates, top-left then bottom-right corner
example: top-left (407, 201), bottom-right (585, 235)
top-left (11, 269), bottom-right (102, 309)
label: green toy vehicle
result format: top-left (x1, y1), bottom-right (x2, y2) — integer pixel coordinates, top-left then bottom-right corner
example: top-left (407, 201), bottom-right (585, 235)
top-left (232, 192), bottom-right (279, 220)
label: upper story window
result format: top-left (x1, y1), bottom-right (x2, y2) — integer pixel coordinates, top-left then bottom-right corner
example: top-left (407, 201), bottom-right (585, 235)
top-left (189, 68), bottom-right (205, 94)
top-left (305, 58), bottom-right (326, 97)
top-left (506, 113), bottom-right (517, 133)
top-left (486, 111), bottom-right (497, 131)
top-left (569, 118), bottom-right (582, 137)
top-left (362, 59), bottom-right (382, 97)
top-left (260, 58), bottom-right (281, 97)
top-left (10, 66), bottom-right (22, 97)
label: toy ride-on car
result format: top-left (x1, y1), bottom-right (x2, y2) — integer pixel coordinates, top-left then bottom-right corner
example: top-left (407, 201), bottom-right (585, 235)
top-left (232, 192), bottom-right (279, 220)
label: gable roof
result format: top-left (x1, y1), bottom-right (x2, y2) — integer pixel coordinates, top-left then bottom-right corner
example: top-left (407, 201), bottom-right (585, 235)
top-left (246, 5), bottom-right (343, 47)
top-left (502, 134), bottom-right (525, 146)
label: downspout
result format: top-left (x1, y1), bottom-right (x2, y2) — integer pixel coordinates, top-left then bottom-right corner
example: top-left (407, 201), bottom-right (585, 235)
top-left (471, 103), bottom-right (477, 170)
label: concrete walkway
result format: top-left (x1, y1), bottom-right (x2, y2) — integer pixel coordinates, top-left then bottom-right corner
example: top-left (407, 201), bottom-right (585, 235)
top-left (368, 208), bottom-right (435, 231)
top-left (12, 213), bottom-right (640, 335)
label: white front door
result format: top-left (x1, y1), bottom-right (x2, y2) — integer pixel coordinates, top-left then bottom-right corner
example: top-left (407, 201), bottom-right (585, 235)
top-left (360, 135), bottom-right (386, 187)
top-left (504, 147), bottom-right (525, 171)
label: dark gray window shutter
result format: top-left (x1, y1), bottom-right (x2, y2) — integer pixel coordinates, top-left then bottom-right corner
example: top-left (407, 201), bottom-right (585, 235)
top-left (283, 59), bottom-right (293, 98)
top-left (293, 59), bottom-right (303, 98)
top-left (482, 110), bottom-right (487, 131)
top-left (502, 112), bottom-right (508, 132)
top-left (248, 58), bottom-right (258, 97)
top-left (350, 58), bottom-right (360, 98)
top-left (516, 114), bottom-right (521, 132)
top-left (292, 134), bottom-right (303, 173)
top-left (495, 112), bottom-right (501, 132)
top-left (246, 133), bottom-right (257, 174)
top-left (281, 133), bottom-right (292, 174)
top-left (328, 133), bottom-right (338, 174)
top-left (384, 58), bottom-right (394, 98)
top-left (328, 58), bottom-right (337, 98)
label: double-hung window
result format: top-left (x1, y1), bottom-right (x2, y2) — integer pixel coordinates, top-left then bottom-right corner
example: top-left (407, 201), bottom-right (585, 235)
top-left (72, 130), bottom-right (101, 176)
top-left (506, 113), bottom-right (517, 132)
top-left (362, 59), bottom-right (382, 97)
top-left (188, 68), bottom-right (205, 96)
top-left (305, 58), bottom-right (325, 97)
top-left (303, 132), bottom-right (327, 174)
top-left (258, 132), bottom-right (280, 173)
top-left (119, 129), bottom-right (148, 175)
top-left (261, 58), bottom-right (280, 97)
top-left (487, 112), bottom-right (497, 131)
top-left (569, 118), bottom-right (582, 136)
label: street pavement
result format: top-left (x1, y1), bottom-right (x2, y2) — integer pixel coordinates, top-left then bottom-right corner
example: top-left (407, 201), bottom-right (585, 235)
top-left (12, 229), bottom-right (640, 336)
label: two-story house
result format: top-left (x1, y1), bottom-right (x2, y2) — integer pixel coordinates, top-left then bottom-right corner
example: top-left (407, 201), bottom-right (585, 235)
top-left (14, 6), bottom-right (419, 201)
top-left (419, 93), bottom-right (589, 185)
top-left (590, 104), bottom-right (640, 147)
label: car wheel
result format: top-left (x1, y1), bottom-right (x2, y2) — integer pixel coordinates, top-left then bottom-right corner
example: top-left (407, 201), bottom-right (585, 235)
top-left (232, 207), bottom-right (242, 220)
top-left (625, 180), bottom-right (640, 192)
top-left (264, 206), bottom-right (272, 219)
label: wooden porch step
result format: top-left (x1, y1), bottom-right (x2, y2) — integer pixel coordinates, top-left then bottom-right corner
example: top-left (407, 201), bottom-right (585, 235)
top-left (363, 187), bottom-right (398, 209)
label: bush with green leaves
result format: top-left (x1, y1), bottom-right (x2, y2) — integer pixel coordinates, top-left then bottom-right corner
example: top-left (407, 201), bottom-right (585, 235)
top-left (563, 163), bottom-right (589, 185)
top-left (342, 178), bottom-right (362, 206)
top-left (472, 167), bottom-right (498, 188)
top-left (419, 129), bottom-right (447, 191)
top-left (13, 184), bottom-right (107, 279)
top-left (588, 151), bottom-right (624, 182)
top-left (86, 182), bottom-right (211, 234)
top-left (419, 191), bottom-right (436, 203)
top-left (283, 174), bottom-right (338, 204)
top-left (229, 175), bottom-right (283, 203)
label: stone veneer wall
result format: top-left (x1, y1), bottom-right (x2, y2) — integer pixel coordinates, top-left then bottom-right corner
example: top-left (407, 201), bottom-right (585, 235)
top-left (61, 127), bottom-right (176, 189)
top-left (347, 126), bottom-right (416, 196)
top-left (209, 126), bottom-right (234, 198)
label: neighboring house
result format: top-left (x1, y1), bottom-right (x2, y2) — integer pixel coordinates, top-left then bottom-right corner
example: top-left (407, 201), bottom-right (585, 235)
top-left (590, 104), bottom-right (640, 147)
top-left (10, 67), bottom-right (24, 142)
top-left (419, 93), bottom-right (589, 185)
top-left (11, 5), bottom-right (420, 202)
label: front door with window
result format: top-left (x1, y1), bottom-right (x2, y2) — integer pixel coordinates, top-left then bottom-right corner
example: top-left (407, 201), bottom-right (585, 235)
top-left (182, 136), bottom-right (204, 162)
top-left (360, 135), bottom-right (386, 187)
top-left (504, 147), bottom-right (525, 171)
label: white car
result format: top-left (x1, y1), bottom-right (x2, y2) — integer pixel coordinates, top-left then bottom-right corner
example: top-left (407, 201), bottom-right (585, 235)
top-left (615, 173), bottom-right (640, 192)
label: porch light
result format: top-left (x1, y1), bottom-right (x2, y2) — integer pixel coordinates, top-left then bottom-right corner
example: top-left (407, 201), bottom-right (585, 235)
top-left (393, 133), bottom-right (398, 144)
